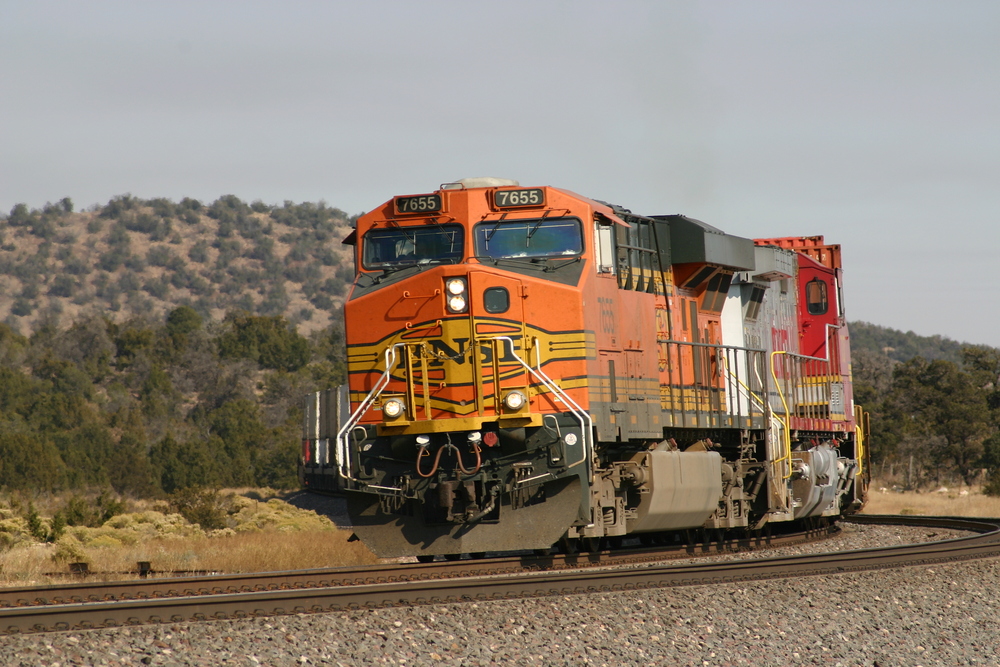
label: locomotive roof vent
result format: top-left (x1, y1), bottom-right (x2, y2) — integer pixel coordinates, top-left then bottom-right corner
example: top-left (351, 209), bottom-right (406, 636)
top-left (441, 177), bottom-right (519, 190)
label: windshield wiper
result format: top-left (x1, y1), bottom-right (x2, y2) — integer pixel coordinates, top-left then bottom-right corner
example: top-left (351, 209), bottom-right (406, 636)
top-left (484, 220), bottom-right (505, 244)
top-left (387, 221), bottom-right (416, 245)
top-left (541, 256), bottom-right (581, 272)
top-left (526, 219), bottom-right (546, 240)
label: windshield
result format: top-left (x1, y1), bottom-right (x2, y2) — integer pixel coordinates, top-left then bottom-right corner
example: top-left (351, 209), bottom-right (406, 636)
top-left (362, 224), bottom-right (464, 269)
top-left (474, 217), bottom-right (583, 259)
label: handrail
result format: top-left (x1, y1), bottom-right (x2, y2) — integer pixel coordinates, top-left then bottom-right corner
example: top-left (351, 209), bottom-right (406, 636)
top-left (854, 404), bottom-right (866, 479)
top-left (718, 352), bottom-right (786, 454)
top-left (769, 351), bottom-right (794, 480)
top-left (336, 344), bottom-right (404, 491)
top-left (718, 354), bottom-right (766, 412)
top-left (494, 335), bottom-right (593, 477)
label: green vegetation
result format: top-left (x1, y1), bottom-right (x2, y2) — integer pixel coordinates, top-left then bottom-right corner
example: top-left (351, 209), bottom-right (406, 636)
top-left (0, 304), bottom-right (345, 497)
top-left (850, 322), bottom-right (1000, 492)
top-left (0, 193), bottom-right (356, 500)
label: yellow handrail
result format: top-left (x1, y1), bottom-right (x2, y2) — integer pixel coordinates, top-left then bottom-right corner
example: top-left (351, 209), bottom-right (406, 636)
top-left (769, 351), bottom-right (793, 480)
top-left (854, 404), bottom-right (866, 479)
top-left (718, 355), bottom-right (766, 412)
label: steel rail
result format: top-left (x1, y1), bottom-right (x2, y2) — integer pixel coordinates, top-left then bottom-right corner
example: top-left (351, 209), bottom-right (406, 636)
top-left (1, 515), bottom-right (995, 635)
top-left (0, 524), bottom-right (838, 609)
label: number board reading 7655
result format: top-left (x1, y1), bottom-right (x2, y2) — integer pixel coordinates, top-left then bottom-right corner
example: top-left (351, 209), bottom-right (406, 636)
top-left (494, 188), bottom-right (545, 209)
top-left (394, 194), bottom-right (442, 215)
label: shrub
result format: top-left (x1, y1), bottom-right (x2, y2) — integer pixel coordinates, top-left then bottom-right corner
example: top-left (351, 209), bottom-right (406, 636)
top-left (8, 203), bottom-right (32, 226)
top-left (98, 247), bottom-right (129, 272)
top-left (143, 277), bottom-right (170, 299)
top-left (310, 293), bottom-right (333, 311)
top-left (147, 245), bottom-right (174, 267)
top-left (124, 212), bottom-right (160, 235)
top-left (100, 194), bottom-right (139, 219)
top-left (106, 220), bottom-right (131, 247)
top-left (123, 254), bottom-right (146, 271)
top-left (168, 489), bottom-right (228, 531)
top-left (26, 504), bottom-right (47, 541)
top-left (984, 470), bottom-right (1000, 497)
top-left (51, 537), bottom-right (87, 564)
top-left (216, 311), bottom-right (309, 371)
top-left (48, 274), bottom-right (77, 298)
top-left (188, 240), bottom-right (210, 263)
top-left (11, 298), bottom-right (32, 317)
top-left (148, 197), bottom-right (176, 219)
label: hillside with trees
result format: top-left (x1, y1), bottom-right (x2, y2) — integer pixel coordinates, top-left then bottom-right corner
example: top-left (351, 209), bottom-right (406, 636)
top-left (0, 195), bottom-right (354, 336)
top-left (848, 322), bottom-right (1000, 491)
top-left (0, 195), bottom-right (353, 498)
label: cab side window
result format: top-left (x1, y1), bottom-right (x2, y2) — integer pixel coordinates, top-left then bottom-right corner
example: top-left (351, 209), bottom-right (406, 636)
top-left (806, 278), bottom-right (828, 315)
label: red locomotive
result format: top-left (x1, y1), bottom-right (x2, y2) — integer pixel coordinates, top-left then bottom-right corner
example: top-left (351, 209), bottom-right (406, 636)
top-left (300, 179), bottom-right (869, 559)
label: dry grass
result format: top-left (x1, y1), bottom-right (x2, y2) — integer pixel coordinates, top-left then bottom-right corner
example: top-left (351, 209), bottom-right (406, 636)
top-left (0, 490), bottom-right (379, 587)
top-left (863, 481), bottom-right (1000, 517)
top-left (0, 528), bottom-right (376, 587)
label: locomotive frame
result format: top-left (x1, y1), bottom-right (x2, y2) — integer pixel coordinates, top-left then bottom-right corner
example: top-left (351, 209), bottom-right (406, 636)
top-left (300, 178), bottom-right (870, 558)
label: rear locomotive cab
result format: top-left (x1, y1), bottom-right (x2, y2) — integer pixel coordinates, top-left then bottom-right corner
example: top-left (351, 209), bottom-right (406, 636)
top-left (337, 179), bottom-right (600, 558)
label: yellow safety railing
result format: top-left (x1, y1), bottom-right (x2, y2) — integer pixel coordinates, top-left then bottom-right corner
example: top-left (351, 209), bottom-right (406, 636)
top-left (769, 350), bottom-right (794, 480)
top-left (854, 404), bottom-right (868, 479)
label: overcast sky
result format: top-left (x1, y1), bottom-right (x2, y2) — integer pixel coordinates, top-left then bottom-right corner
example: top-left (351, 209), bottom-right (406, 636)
top-left (2, 2), bottom-right (999, 345)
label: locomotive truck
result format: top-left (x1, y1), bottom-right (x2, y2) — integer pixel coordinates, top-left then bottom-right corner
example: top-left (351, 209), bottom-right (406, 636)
top-left (300, 178), bottom-right (869, 559)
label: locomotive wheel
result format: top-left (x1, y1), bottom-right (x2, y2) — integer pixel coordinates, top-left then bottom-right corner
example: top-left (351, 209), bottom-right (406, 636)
top-left (558, 536), bottom-right (579, 554)
top-left (444, 553), bottom-right (462, 561)
top-left (581, 537), bottom-right (602, 553)
top-left (469, 552), bottom-right (487, 560)
top-left (416, 555), bottom-right (435, 563)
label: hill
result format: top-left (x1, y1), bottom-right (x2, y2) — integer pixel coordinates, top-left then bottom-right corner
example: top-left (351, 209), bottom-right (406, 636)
top-left (848, 321), bottom-right (970, 365)
top-left (0, 195), bottom-right (355, 336)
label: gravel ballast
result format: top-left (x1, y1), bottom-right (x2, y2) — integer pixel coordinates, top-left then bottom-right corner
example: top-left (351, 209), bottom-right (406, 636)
top-left (2, 523), bottom-right (998, 667)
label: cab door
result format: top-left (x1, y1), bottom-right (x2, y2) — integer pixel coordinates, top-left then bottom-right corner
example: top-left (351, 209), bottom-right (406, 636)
top-left (797, 259), bottom-right (838, 359)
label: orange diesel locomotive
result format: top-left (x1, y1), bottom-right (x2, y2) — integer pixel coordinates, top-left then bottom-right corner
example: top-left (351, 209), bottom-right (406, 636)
top-left (300, 178), bottom-right (869, 559)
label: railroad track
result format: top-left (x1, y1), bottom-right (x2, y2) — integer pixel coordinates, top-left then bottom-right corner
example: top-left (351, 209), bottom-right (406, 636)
top-left (0, 520), bottom-right (837, 608)
top-left (1, 515), bottom-right (995, 635)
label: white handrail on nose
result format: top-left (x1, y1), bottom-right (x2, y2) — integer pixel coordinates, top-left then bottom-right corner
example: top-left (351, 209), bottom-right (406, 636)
top-left (336, 343), bottom-right (404, 491)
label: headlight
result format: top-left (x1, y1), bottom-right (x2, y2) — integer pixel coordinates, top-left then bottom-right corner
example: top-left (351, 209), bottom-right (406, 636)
top-left (445, 278), bottom-right (468, 313)
top-left (383, 398), bottom-right (405, 419)
top-left (503, 390), bottom-right (527, 411)
top-left (447, 294), bottom-right (467, 313)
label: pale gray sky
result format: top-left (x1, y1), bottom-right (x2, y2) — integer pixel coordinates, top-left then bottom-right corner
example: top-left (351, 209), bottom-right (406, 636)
top-left (3, 2), bottom-right (1000, 345)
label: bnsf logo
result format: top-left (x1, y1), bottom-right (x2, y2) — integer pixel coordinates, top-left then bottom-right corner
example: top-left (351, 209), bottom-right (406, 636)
top-left (407, 338), bottom-right (522, 367)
